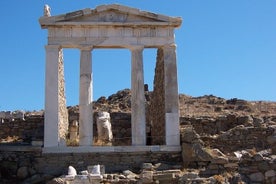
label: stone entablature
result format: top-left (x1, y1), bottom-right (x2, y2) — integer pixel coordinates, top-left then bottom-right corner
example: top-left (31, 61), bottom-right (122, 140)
top-left (39, 4), bottom-right (182, 152)
top-left (39, 4), bottom-right (181, 48)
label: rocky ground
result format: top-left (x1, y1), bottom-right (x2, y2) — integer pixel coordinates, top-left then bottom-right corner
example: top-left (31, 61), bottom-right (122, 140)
top-left (1, 89), bottom-right (276, 183)
top-left (50, 89), bottom-right (276, 183)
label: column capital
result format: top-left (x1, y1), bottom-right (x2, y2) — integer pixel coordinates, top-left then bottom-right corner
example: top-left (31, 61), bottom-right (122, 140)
top-left (78, 45), bottom-right (93, 51)
top-left (163, 43), bottom-right (177, 50)
top-left (128, 45), bottom-right (144, 52)
top-left (45, 45), bottom-right (62, 50)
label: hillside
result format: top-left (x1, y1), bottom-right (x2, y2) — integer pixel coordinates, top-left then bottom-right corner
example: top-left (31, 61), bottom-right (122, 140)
top-left (89, 88), bottom-right (276, 117)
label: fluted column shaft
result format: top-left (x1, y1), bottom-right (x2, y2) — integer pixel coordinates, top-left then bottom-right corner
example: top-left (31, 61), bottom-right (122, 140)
top-left (130, 46), bottom-right (146, 146)
top-left (163, 44), bottom-right (180, 146)
top-left (79, 47), bottom-right (93, 146)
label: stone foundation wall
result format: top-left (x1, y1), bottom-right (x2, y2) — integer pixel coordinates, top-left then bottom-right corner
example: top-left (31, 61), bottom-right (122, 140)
top-left (0, 147), bottom-right (181, 182)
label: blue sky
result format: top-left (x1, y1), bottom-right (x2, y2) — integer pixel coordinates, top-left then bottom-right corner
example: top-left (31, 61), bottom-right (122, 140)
top-left (0, 0), bottom-right (275, 111)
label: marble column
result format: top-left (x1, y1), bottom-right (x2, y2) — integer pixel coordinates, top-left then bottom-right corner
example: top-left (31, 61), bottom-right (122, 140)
top-left (79, 47), bottom-right (93, 146)
top-left (130, 46), bottom-right (146, 146)
top-left (163, 44), bottom-right (180, 146)
top-left (44, 45), bottom-right (68, 147)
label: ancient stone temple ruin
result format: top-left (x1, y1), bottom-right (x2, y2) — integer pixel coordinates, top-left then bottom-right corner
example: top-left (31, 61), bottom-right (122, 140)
top-left (39, 4), bottom-right (182, 152)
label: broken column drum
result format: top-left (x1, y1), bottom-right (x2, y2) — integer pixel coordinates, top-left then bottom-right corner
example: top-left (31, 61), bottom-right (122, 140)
top-left (39, 4), bottom-right (182, 151)
top-left (69, 120), bottom-right (79, 142)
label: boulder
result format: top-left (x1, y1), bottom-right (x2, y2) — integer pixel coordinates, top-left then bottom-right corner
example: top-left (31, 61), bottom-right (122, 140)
top-left (249, 172), bottom-right (264, 182)
top-left (253, 117), bottom-right (264, 127)
top-left (141, 163), bottom-right (154, 171)
top-left (237, 115), bottom-right (253, 126)
top-left (265, 170), bottom-right (275, 179)
top-left (182, 142), bottom-right (212, 162)
top-left (123, 170), bottom-right (138, 179)
top-left (180, 126), bottom-right (202, 143)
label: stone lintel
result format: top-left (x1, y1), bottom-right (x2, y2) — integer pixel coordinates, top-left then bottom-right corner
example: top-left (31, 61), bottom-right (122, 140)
top-left (48, 37), bottom-right (174, 49)
top-left (128, 45), bottom-right (144, 52)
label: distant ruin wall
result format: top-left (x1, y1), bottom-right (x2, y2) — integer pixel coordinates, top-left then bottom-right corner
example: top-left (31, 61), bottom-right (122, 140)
top-left (0, 111), bottom-right (132, 146)
top-left (149, 48), bottom-right (166, 145)
top-left (0, 115), bottom-right (44, 143)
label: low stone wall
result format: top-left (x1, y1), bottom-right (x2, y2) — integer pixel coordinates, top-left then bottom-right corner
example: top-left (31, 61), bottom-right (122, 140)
top-left (202, 126), bottom-right (274, 153)
top-left (180, 115), bottom-right (275, 152)
top-left (0, 146), bottom-right (181, 183)
top-left (238, 150), bottom-right (276, 183)
top-left (180, 114), bottom-right (276, 135)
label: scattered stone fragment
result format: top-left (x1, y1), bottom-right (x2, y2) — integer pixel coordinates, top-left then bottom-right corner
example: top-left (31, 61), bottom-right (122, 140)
top-left (140, 171), bottom-right (153, 183)
top-left (17, 166), bottom-right (29, 179)
top-left (67, 166), bottom-right (77, 177)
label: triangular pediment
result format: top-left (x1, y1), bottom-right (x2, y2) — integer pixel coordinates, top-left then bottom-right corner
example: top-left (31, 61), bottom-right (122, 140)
top-left (39, 4), bottom-right (182, 28)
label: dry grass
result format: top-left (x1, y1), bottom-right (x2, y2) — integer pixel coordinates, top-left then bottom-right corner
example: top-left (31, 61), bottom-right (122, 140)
top-left (0, 136), bottom-right (22, 143)
top-left (248, 147), bottom-right (257, 156)
top-left (66, 138), bottom-right (79, 146)
top-left (93, 139), bottom-right (112, 146)
top-left (213, 174), bottom-right (225, 183)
